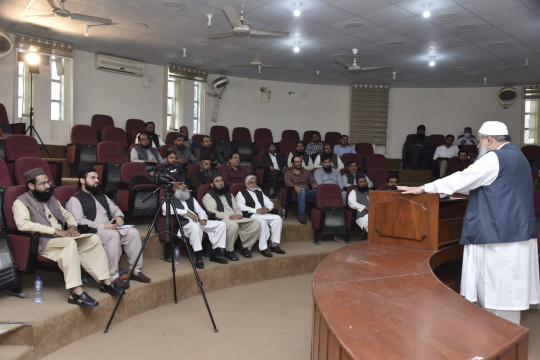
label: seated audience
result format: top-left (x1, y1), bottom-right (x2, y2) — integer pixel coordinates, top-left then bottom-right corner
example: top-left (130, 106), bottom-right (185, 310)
top-left (347, 174), bottom-right (370, 232)
top-left (386, 173), bottom-right (399, 190)
top-left (342, 160), bottom-right (373, 189)
top-left (259, 142), bottom-right (285, 199)
top-left (314, 154), bottom-right (347, 204)
top-left (447, 150), bottom-right (472, 175)
top-left (223, 152), bottom-right (247, 187)
top-left (131, 133), bottom-right (164, 164)
top-left (305, 131), bottom-right (324, 160)
top-left (333, 135), bottom-right (356, 158)
top-left (287, 141), bottom-right (314, 170)
top-left (135, 121), bottom-right (165, 148)
top-left (433, 134), bottom-right (459, 178)
top-left (67, 168), bottom-right (151, 290)
top-left (284, 155), bottom-right (318, 224)
top-left (404, 124), bottom-right (433, 170)
top-left (314, 143), bottom-right (344, 170)
top-left (235, 175), bottom-right (285, 258)
top-left (164, 174), bottom-right (228, 269)
top-left (457, 126), bottom-right (478, 146)
top-left (203, 175), bottom-right (261, 260)
top-left (189, 155), bottom-right (217, 188)
top-left (194, 135), bottom-right (225, 166)
top-left (168, 134), bottom-right (196, 169)
top-left (13, 168), bottom-right (121, 308)
top-left (178, 126), bottom-right (193, 150)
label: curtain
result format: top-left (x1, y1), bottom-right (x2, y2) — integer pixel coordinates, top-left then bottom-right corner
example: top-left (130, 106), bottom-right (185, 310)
top-left (349, 84), bottom-right (389, 147)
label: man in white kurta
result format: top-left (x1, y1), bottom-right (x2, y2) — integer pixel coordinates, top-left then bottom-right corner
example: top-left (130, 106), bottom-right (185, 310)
top-left (162, 180), bottom-right (228, 269)
top-left (399, 121), bottom-right (540, 325)
top-left (235, 175), bottom-right (286, 257)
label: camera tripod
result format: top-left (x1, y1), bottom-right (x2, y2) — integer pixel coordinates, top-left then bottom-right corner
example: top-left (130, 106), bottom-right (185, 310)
top-left (25, 72), bottom-right (52, 157)
top-left (104, 185), bottom-right (218, 333)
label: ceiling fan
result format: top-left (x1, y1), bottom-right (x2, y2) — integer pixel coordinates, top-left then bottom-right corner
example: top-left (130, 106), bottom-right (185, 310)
top-left (335, 48), bottom-right (393, 72)
top-left (231, 52), bottom-right (286, 73)
top-left (208, 4), bottom-right (289, 39)
top-left (28, 0), bottom-right (112, 24)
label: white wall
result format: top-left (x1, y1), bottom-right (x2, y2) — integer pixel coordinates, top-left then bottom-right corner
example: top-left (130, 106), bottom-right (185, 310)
top-left (73, 50), bottom-right (166, 134)
top-left (205, 75), bottom-right (350, 141)
top-left (386, 87), bottom-right (522, 158)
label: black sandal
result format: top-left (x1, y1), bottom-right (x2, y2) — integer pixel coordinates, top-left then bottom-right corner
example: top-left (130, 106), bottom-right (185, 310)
top-left (68, 291), bottom-right (99, 308)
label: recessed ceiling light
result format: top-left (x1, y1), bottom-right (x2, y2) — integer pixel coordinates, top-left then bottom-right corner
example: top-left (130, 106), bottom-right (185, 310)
top-left (129, 22), bottom-right (149, 30)
top-left (456, 24), bottom-right (475, 31)
top-left (422, 3), bottom-right (431, 19)
top-left (490, 42), bottom-right (508, 48)
top-left (387, 41), bottom-right (404, 47)
top-left (437, 12), bottom-right (457, 21)
top-left (164, 1), bottom-right (184, 10)
top-left (344, 22), bottom-right (362, 30)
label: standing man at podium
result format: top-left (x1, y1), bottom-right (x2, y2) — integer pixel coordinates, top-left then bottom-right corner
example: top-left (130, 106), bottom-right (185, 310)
top-left (399, 121), bottom-right (540, 325)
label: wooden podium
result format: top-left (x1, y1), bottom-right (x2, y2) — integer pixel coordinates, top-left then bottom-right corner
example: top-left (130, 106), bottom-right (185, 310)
top-left (368, 190), bottom-right (468, 250)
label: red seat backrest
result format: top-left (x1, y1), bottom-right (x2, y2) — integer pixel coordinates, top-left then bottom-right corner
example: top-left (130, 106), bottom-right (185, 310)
top-left (54, 185), bottom-right (79, 207)
top-left (121, 162), bottom-right (151, 183)
top-left (71, 124), bottom-right (99, 145)
top-left (366, 154), bottom-right (387, 170)
top-left (14, 157), bottom-right (57, 186)
top-left (232, 127), bottom-right (252, 142)
top-left (210, 125), bottom-right (230, 141)
top-left (192, 134), bottom-right (204, 147)
top-left (5, 135), bottom-right (41, 161)
top-left (0, 103), bottom-right (9, 124)
top-left (315, 184), bottom-right (343, 208)
top-left (102, 127), bottom-right (128, 147)
top-left (97, 141), bottom-right (126, 164)
top-left (165, 132), bottom-right (179, 145)
top-left (302, 130), bottom-right (319, 144)
top-left (187, 164), bottom-right (200, 180)
top-left (125, 119), bottom-right (145, 136)
top-left (159, 144), bottom-right (170, 159)
top-left (91, 114), bottom-right (114, 131)
top-left (521, 145), bottom-right (540, 161)
top-left (254, 128), bottom-right (273, 143)
top-left (367, 168), bottom-right (389, 189)
top-left (355, 143), bottom-right (374, 156)
top-left (429, 134), bottom-right (445, 148)
top-left (197, 184), bottom-right (212, 211)
top-left (3, 185), bottom-right (27, 231)
top-left (281, 129), bottom-right (299, 142)
top-left (0, 158), bottom-right (13, 187)
top-left (230, 182), bottom-right (245, 196)
top-left (341, 154), bottom-right (362, 169)
top-left (324, 132), bottom-right (341, 147)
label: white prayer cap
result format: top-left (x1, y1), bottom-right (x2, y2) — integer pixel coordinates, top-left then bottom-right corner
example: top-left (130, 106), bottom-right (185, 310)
top-left (245, 175), bottom-right (257, 184)
top-left (478, 121), bottom-right (508, 136)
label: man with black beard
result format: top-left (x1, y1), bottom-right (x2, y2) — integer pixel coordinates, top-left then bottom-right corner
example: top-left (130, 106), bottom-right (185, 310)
top-left (168, 134), bottom-right (196, 169)
top-left (163, 175), bottom-right (228, 269)
top-left (178, 126), bottom-right (193, 150)
top-left (13, 168), bottom-right (121, 308)
top-left (313, 143), bottom-right (344, 170)
top-left (386, 174), bottom-right (399, 190)
top-left (190, 155), bottom-right (217, 188)
top-left (287, 141), bottom-right (314, 170)
top-left (203, 175), bottom-right (260, 260)
top-left (314, 154), bottom-right (347, 204)
top-left (131, 133), bottom-right (164, 164)
top-left (347, 174), bottom-right (370, 232)
top-left (403, 124), bottom-right (433, 170)
top-left (135, 121), bottom-right (165, 148)
top-left (194, 135), bottom-right (225, 166)
top-left (66, 168), bottom-right (151, 290)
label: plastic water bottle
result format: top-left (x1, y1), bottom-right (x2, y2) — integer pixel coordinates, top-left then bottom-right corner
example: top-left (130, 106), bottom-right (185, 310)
top-left (174, 246), bottom-right (180, 265)
top-left (33, 276), bottom-right (43, 303)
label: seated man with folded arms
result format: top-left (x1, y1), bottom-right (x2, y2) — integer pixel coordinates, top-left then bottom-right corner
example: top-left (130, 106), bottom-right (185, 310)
top-left (347, 174), bottom-right (370, 232)
top-left (433, 134), bottom-right (459, 178)
top-left (313, 143), bottom-right (344, 170)
top-left (189, 155), bottom-right (217, 188)
top-left (314, 154), bottom-right (347, 204)
top-left (284, 155), bottom-right (318, 224)
top-left (342, 160), bottom-right (373, 189)
top-left (66, 168), bottom-right (151, 291)
top-left (259, 142), bottom-right (285, 199)
top-left (235, 175), bottom-right (285, 258)
top-left (164, 173), bottom-right (228, 269)
top-left (287, 141), bottom-right (314, 170)
top-left (305, 131), bottom-right (324, 160)
top-left (168, 134), bottom-right (197, 169)
top-left (131, 133), bottom-right (164, 164)
top-left (13, 168), bottom-right (121, 308)
top-left (203, 175), bottom-right (261, 260)
top-left (223, 152), bottom-right (247, 187)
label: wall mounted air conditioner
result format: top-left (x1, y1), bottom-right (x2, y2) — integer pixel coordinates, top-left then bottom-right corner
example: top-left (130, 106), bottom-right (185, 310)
top-left (95, 53), bottom-right (145, 77)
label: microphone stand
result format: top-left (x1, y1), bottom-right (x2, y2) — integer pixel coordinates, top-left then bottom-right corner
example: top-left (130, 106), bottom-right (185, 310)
top-left (24, 72), bottom-right (52, 157)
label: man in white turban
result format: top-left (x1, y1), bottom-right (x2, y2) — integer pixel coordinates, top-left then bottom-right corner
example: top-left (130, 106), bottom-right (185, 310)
top-left (399, 121), bottom-right (540, 325)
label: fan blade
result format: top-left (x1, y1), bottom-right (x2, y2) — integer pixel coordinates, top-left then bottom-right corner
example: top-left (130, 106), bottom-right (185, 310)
top-left (249, 28), bottom-right (289, 37)
top-left (207, 32), bottom-right (235, 39)
top-left (71, 13), bottom-right (112, 24)
top-left (334, 58), bottom-right (352, 69)
top-left (360, 65), bottom-right (393, 72)
top-left (223, 5), bottom-right (243, 28)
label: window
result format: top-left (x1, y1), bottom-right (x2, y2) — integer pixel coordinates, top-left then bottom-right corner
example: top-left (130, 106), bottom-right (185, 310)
top-left (523, 86), bottom-right (540, 145)
top-left (50, 56), bottom-right (63, 121)
top-left (166, 76), bottom-right (175, 130)
top-left (17, 61), bottom-right (25, 119)
top-left (193, 81), bottom-right (200, 133)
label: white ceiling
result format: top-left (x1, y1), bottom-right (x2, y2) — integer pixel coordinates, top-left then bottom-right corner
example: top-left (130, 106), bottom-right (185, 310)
top-left (0, 0), bottom-right (539, 87)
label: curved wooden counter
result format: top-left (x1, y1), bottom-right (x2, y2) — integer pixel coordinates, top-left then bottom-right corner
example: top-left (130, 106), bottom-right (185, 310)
top-left (311, 242), bottom-right (529, 360)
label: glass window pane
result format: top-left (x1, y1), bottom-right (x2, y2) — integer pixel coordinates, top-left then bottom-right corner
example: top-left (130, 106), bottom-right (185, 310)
top-left (51, 82), bottom-right (61, 101)
top-left (193, 120), bottom-right (197, 132)
top-left (17, 98), bottom-right (23, 118)
top-left (167, 115), bottom-right (171, 130)
top-left (51, 102), bottom-right (60, 121)
top-left (18, 61), bottom-right (24, 73)
top-left (193, 102), bottom-right (198, 115)
top-left (167, 99), bottom-right (172, 114)
top-left (525, 100), bottom-right (531, 113)
top-left (18, 77), bottom-right (24, 96)
top-left (168, 81), bottom-right (174, 96)
top-left (524, 114), bottom-right (530, 128)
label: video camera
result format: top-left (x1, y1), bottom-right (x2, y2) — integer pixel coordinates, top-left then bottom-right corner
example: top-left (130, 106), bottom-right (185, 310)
top-left (145, 163), bottom-right (183, 188)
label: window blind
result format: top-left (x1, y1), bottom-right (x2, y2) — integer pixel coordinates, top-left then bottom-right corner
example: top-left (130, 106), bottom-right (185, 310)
top-left (349, 84), bottom-right (389, 146)
top-left (169, 64), bottom-right (207, 82)
top-left (16, 34), bottom-right (74, 58)
top-left (523, 85), bottom-right (540, 99)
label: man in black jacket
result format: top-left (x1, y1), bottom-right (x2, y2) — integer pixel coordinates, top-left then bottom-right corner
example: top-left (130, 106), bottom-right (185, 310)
top-left (259, 142), bottom-right (285, 198)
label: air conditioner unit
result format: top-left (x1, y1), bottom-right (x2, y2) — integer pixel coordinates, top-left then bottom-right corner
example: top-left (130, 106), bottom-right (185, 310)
top-left (95, 54), bottom-right (145, 77)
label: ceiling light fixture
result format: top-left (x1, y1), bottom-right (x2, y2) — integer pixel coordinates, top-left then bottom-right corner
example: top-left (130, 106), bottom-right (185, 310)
top-left (483, 77), bottom-right (487, 86)
top-left (392, 71), bottom-right (397, 80)
top-left (84, 25), bottom-right (90, 37)
top-left (206, 14), bottom-right (213, 27)
top-left (525, 58), bottom-right (528, 69)
top-left (182, 48), bottom-right (187, 58)
top-left (422, 3), bottom-right (431, 19)
top-left (293, 2), bottom-right (301, 17)
top-left (293, 40), bottom-right (300, 53)
top-left (428, 55), bottom-right (436, 67)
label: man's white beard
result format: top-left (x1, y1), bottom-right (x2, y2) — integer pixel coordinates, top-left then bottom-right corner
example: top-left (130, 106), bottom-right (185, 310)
top-left (174, 189), bottom-right (191, 201)
top-left (477, 141), bottom-right (489, 159)
top-left (247, 185), bottom-right (260, 191)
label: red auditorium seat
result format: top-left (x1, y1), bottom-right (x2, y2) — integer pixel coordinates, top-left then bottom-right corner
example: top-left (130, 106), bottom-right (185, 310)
top-left (53, 185), bottom-right (79, 207)
top-left (229, 182), bottom-right (245, 197)
top-left (0, 102), bottom-right (26, 135)
top-left (91, 114), bottom-right (114, 141)
top-left (311, 184), bottom-right (348, 244)
top-left (254, 128), bottom-right (273, 143)
top-left (232, 127), bottom-right (253, 164)
top-left (165, 132), bottom-right (179, 145)
top-left (254, 137), bottom-right (273, 153)
top-left (67, 124), bottom-right (99, 175)
top-left (14, 157), bottom-right (61, 186)
top-left (341, 153), bottom-right (362, 169)
top-left (279, 139), bottom-right (297, 157)
top-left (102, 126), bottom-right (129, 161)
top-left (521, 145), bottom-right (540, 162)
top-left (302, 130), bottom-right (318, 144)
top-left (354, 143), bottom-right (374, 157)
top-left (365, 154), bottom-right (387, 171)
top-left (281, 129), bottom-right (300, 143)
top-left (210, 125), bottom-right (230, 141)
top-left (367, 168), bottom-right (389, 189)
top-left (125, 119), bottom-right (146, 145)
top-left (117, 162), bottom-right (159, 218)
top-left (95, 141), bottom-right (126, 194)
top-left (429, 134), bottom-right (445, 148)
top-left (324, 132), bottom-right (341, 147)
top-left (0, 158), bottom-right (13, 229)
